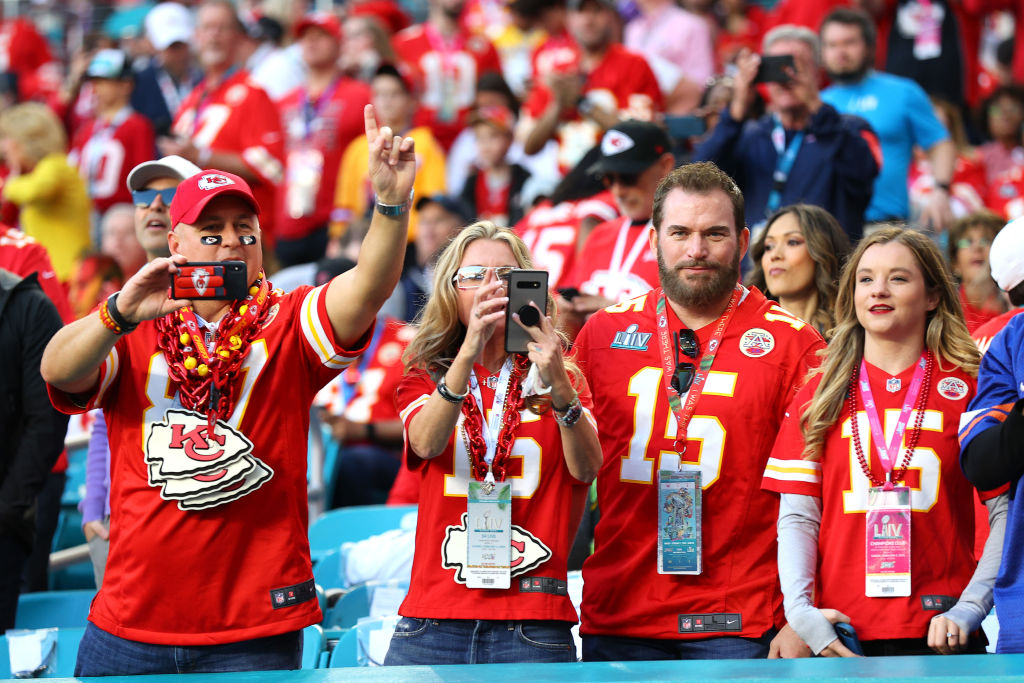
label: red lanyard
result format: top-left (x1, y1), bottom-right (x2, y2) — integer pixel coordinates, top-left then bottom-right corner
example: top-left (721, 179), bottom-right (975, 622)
top-left (857, 353), bottom-right (927, 487)
top-left (655, 285), bottom-right (742, 455)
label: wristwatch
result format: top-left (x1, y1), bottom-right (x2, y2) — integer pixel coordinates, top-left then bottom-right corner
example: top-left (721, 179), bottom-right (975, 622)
top-left (375, 190), bottom-right (414, 216)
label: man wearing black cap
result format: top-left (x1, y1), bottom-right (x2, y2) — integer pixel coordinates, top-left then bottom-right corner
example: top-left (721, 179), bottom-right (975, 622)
top-left (41, 107), bottom-right (416, 675)
top-left (563, 120), bottom-right (674, 327)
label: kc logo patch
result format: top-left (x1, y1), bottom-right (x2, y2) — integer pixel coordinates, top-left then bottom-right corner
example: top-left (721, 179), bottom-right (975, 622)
top-left (191, 268), bottom-right (210, 296)
top-left (601, 129), bottom-right (635, 156)
top-left (739, 328), bottom-right (775, 357)
top-left (937, 377), bottom-right (969, 401)
top-left (441, 513), bottom-right (551, 584)
top-left (197, 173), bottom-right (234, 191)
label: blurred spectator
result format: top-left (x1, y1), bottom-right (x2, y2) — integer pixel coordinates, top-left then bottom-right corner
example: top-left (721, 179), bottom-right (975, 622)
top-left (0, 7), bottom-right (55, 101)
top-left (0, 268), bottom-right (67, 630)
top-left (948, 211), bottom-right (1007, 333)
top-left (393, 0), bottom-right (503, 151)
top-left (243, 14), bottom-right (306, 103)
top-left (340, 13), bottom-right (398, 82)
top-left (820, 8), bottom-right (956, 232)
top-left (331, 64), bottom-right (446, 243)
top-left (348, 0), bottom-right (413, 36)
top-left (0, 225), bottom-right (72, 322)
top-left (458, 105), bottom-right (528, 226)
top-left (133, 2), bottom-right (200, 137)
top-left (277, 12), bottom-right (372, 267)
top-left (399, 194), bottom-right (471, 321)
top-left (100, 203), bottom-right (147, 279)
top-left (0, 102), bottom-right (92, 283)
top-left (161, 0), bottom-right (286, 245)
top-left (624, 0), bottom-right (714, 114)
top-left (979, 85), bottom-right (1024, 186)
top-left (696, 27), bottom-right (880, 242)
top-left (69, 49), bottom-right (157, 218)
top-left (520, 0), bottom-right (663, 172)
top-left (716, 0), bottom-right (769, 67)
top-left (67, 253), bottom-right (124, 321)
top-left (487, 0), bottom-right (548, 98)
top-left (973, 215), bottom-right (1024, 354)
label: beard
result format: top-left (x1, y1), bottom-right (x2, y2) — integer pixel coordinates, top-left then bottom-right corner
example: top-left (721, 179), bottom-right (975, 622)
top-left (825, 59), bottom-right (871, 85)
top-left (657, 244), bottom-right (741, 311)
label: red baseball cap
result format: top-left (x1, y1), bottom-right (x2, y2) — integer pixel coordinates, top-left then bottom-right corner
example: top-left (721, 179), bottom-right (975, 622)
top-left (169, 170), bottom-right (261, 228)
top-left (295, 11), bottom-right (342, 41)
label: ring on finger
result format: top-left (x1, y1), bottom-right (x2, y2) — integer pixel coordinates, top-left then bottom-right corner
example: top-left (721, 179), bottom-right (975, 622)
top-left (946, 632), bottom-right (955, 638)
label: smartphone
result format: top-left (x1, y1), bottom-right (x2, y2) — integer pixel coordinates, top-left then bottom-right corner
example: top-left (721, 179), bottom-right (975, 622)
top-left (754, 54), bottom-right (795, 84)
top-left (505, 269), bottom-right (549, 354)
top-left (171, 261), bottom-right (248, 300)
top-left (557, 287), bottom-right (581, 302)
top-left (834, 622), bottom-right (864, 656)
top-left (665, 115), bottom-right (708, 140)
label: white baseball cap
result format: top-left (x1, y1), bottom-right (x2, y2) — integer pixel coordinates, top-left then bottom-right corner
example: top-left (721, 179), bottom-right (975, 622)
top-left (146, 2), bottom-right (194, 51)
top-left (989, 216), bottom-right (1024, 291)
top-left (126, 155), bottom-right (202, 192)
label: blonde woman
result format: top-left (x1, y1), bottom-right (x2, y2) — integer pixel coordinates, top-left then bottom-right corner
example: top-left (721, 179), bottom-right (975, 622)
top-left (386, 221), bottom-right (602, 665)
top-left (0, 102), bottom-right (92, 282)
top-left (762, 227), bottom-right (1007, 656)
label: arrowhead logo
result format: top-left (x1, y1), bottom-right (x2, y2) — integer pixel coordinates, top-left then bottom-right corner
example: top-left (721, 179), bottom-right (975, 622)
top-left (191, 268), bottom-right (210, 296)
top-left (601, 130), bottom-right (635, 156)
top-left (197, 173), bottom-right (234, 190)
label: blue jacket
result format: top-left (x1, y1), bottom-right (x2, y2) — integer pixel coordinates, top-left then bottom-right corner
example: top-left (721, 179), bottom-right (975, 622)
top-left (695, 103), bottom-right (880, 242)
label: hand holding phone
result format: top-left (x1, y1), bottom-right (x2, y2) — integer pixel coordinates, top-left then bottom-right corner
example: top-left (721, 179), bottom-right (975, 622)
top-left (833, 622), bottom-right (864, 656)
top-left (505, 270), bottom-right (549, 354)
top-left (754, 54), bottom-right (795, 84)
top-left (170, 261), bottom-right (248, 300)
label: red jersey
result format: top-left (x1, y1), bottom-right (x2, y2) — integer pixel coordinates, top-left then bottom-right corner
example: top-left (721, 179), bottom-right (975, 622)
top-left (395, 365), bottom-right (593, 621)
top-left (762, 360), bottom-right (983, 641)
top-left (0, 226), bottom-right (71, 322)
top-left (515, 192), bottom-right (619, 290)
top-left (575, 287), bottom-right (825, 640)
top-left (393, 23), bottom-right (502, 151)
top-left (277, 77), bottom-right (371, 241)
top-left (173, 71), bottom-right (285, 239)
top-left (48, 284), bottom-right (368, 644)
top-left (0, 18), bottom-right (52, 99)
top-left (570, 217), bottom-right (659, 303)
top-left (986, 166), bottom-right (1024, 220)
top-left (69, 109), bottom-right (156, 214)
top-left (908, 154), bottom-right (987, 221)
top-left (523, 43), bottom-right (662, 171)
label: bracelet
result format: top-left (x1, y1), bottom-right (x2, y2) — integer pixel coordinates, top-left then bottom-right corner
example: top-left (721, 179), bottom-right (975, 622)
top-left (437, 374), bottom-right (469, 403)
top-left (935, 181), bottom-right (952, 193)
top-left (552, 394), bottom-right (583, 427)
top-left (374, 190), bottom-right (414, 216)
top-left (101, 292), bottom-right (138, 334)
top-left (365, 422), bottom-right (377, 442)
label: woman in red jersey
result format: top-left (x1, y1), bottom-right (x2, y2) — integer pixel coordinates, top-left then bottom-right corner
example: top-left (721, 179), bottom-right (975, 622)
top-left (762, 227), bottom-right (1006, 657)
top-left (384, 221), bottom-right (601, 665)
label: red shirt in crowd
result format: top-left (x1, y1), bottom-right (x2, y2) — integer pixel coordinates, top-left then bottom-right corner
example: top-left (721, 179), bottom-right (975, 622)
top-left (69, 108), bottom-right (156, 214)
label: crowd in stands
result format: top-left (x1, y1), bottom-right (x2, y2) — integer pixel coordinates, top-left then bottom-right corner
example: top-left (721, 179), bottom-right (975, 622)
top-left (3, 0), bottom-right (1024, 673)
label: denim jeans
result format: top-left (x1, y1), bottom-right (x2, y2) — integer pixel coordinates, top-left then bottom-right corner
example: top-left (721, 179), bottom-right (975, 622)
top-left (74, 622), bottom-right (302, 676)
top-left (383, 617), bottom-right (577, 665)
top-left (582, 629), bottom-right (775, 661)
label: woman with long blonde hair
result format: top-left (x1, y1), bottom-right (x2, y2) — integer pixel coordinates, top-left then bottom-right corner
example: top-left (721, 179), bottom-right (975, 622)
top-left (386, 221), bottom-right (602, 665)
top-left (762, 227), bottom-right (1006, 657)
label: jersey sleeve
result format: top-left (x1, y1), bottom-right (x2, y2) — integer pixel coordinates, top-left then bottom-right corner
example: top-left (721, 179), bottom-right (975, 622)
top-left (46, 344), bottom-right (122, 415)
top-left (959, 320), bottom-right (1022, 452)
top-left (762, 380), bottom-right (822, 497)
top-left (294, 284), bottom-right (373, 386)
top-left (396, 367), bottom-right (437, 470)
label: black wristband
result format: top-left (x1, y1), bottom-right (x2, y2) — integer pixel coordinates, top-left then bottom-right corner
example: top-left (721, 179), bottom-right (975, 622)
top-left (437, 375), bottom-right (468, 403)
top-left (936, 181), bottom-right (952, 193)
top-left (106, 292), bottom-right (139, 333)
top-left (365, 422), bottom-right (377, 442)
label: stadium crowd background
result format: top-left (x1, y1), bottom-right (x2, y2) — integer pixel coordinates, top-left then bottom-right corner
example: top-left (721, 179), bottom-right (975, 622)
top-left (4, 0), bottom-right (1024, 671)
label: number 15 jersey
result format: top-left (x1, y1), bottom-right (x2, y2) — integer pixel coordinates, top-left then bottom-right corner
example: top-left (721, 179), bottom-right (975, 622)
top-left (574, 287), bottom-right (825, 640)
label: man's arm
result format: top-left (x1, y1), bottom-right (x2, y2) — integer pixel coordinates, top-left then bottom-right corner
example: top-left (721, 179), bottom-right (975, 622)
top-left (324, 105), bottom-right (416, 348)
top-left (920, 138), bottom-right (957, 232)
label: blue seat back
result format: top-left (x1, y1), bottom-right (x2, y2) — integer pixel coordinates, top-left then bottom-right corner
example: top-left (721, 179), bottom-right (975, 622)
top-left (308, 505), bottom-right (416, 563)
top-left (301, 624), bottom-right (325, 669)
top-left (16, 591), bottom-right (95, 629)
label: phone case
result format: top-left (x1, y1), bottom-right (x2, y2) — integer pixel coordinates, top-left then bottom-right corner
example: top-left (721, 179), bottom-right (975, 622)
top-left (834, 623), bottom-right (864, 655)
top-left (504, 270), bottom-right (548, 354)
top-left (171, 261), bottom-right (248, 300)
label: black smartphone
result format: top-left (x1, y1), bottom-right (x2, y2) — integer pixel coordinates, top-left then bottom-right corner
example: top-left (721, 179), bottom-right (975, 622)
top-left (170, 261), bottom-right (248, 300)
top-left (557, 286), bottom-right (581, 301)
top-left (665, 115), bottom-right (708, 139)
top-left (754, 54), bottom-right (795, 84)
top-left (505, 269), bottom-right (549, 354)
top-left (834, 622), bottom-right (864, 656)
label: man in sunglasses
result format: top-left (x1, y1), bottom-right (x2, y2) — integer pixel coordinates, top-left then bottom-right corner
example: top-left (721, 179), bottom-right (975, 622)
top-left (574, 161), bottom-right (826, 660)
top-left (127, 155), bottom-right (203, 262)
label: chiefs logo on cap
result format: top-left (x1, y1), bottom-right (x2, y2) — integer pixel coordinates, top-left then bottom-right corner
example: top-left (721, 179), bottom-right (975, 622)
top-left (601, 130), bottom-right (635, 156)
top-left (197, 173), bottom-right (235, 191)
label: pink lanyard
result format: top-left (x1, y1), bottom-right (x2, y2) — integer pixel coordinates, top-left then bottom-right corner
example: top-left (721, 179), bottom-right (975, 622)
top-left (857, 354), bottom-right (927, 485)
top-left (655, 285), bottom-right (742, 455)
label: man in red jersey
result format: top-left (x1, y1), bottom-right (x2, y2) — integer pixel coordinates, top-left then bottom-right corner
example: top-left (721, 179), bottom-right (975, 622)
top-left (520, 0), bottom-right (662, 172)
top-left (574, 161), bottom-right (824, 660)
top-left (160, 0), bottom-right (285, 244)
top-left (392, 0), bottom-right (502, 151)
top-left (276, 12), bottom-right (371, 267)
top-left (40, 105), bottom-right (416, 675)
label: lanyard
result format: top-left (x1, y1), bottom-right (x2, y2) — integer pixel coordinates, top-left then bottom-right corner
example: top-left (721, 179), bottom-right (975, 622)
top-left (299, 78), bottom-right (341, 140)
top-left (155, 67), bottom-right (186, 117)
top-left (82, 107), bottom-right (132, 195)
top-left (857, 354), bottom-right (927, 484)
top-left (766, 117), bottom-right (805, 215)
top-left (610, 218), bottom-right (651, 278)
top-left (655, 285), bottom-right (742, 455)
top-left (339, 319), bottom-right (385, 406)
top-left (467, 356), bottom-right (515, 483)
top-left (423, 22), bottom-right (465, 76)
top-left (191, 66), bottom-right (238, 136)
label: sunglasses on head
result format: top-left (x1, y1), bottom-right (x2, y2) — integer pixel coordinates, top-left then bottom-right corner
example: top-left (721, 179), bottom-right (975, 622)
top-left (601, 172), bottom-right (640, 188)
top-left (452, 265), bottom-right (515, 289)
top-left (132, 187), bottom-right (177, 208)
top-left (671, 329), bottom-right (700, 395)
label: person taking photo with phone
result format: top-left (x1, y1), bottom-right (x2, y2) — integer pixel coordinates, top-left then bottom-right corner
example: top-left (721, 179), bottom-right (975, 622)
top-left (385, 221), bottom-right (602, 665)
top-left (695, 25), bottom-right (880, 242)
top-left (39, 104), bottom-right (416, 676)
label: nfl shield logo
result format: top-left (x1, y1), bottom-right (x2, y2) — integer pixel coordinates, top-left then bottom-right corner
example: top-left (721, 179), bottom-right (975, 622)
top-left (886, 378), bottom-right (901, 393)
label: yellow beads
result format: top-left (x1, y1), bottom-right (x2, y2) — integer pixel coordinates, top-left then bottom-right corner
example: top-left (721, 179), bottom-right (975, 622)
top-left (249, 285), bottom-right (259, 296)
top-left (197, 364), bottom-right (209, 377)
top-left (184, 357), bottom-right (197, 371)
top-left (218, 349), bottom-right (230, 359)
top-left (180, 333), bottom-right (190, 345)
top-left (229, 335), bottom-right (242, 350)
top-left (239, 305), bottom-right (248, 315)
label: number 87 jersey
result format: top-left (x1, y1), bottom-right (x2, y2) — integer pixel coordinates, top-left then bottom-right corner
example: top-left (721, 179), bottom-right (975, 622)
top-left (574, 286), bottom-right (825, 641)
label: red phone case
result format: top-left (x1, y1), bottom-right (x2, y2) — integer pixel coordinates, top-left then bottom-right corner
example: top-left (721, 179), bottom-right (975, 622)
top-left (171, 262), bottom-right (246, 300)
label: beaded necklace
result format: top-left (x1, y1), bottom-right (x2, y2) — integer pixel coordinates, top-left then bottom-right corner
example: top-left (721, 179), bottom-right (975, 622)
top-left (459, 354), bottom-right (530, 482)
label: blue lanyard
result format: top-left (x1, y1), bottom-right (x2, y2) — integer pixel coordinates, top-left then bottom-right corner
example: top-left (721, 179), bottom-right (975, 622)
top-left (766, 117), bottom-right (805, 215)
top-left (339, 319), bottom-right (386, 406)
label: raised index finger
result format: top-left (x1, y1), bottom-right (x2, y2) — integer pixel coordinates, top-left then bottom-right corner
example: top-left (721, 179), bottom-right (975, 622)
top-left (364, 104), bottom-right (379, 140)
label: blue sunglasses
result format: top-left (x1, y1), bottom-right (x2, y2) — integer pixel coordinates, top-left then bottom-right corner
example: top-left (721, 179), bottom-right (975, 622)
top-left (132, 187), bottom-right (177, 208)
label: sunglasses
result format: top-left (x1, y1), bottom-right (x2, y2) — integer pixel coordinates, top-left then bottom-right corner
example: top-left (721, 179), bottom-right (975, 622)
top-left (452, 265), bottom-right (515, 289)
top-left (671, 329), bottom-right (700, 395)
top-left (132, 187), bottom-right (177, 208)
top-left (600, 172), bottom-right (640, 188)
top-left (955, 237), bottom-right (992, 250)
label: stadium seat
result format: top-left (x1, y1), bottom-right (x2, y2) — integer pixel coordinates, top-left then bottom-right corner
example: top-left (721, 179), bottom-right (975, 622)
top-left (0, 627), bottom-right (85, 678)
top-left (301, 624), bottom-right (325, 669)
top-left (323, 585), bottom-right (369, 629)
top-left (328, 628), bottom-right (358, 668)
top-left (15, 590), bottom-right (95, 629)
top-left (308, 504), bottom-right (416, 563)
top-left (313, 548), bottom-right (346, 592)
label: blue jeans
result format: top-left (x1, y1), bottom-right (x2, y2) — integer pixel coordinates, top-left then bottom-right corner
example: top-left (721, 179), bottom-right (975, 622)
top-left (74, 622), bottom-right (302, 676)
top-left (383, 618), bottom-right (577, 665)
top-left (582, 630), bottom-right (775, 661)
